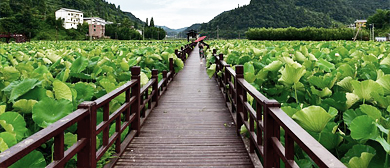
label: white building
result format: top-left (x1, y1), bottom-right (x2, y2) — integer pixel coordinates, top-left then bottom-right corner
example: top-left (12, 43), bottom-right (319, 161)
top-left (55, 8), bottom-right (84, 29)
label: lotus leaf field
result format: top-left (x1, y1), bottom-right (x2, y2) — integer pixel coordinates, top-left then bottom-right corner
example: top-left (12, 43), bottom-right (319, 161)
top-left (0, 41), bottom-right (186, 167)
top-left (205, 40), bottom-right (390, 168)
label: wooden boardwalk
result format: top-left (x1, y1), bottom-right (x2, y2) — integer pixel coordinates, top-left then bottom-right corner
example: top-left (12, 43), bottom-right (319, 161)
top-left (113, 46), bottom-right (253, 167)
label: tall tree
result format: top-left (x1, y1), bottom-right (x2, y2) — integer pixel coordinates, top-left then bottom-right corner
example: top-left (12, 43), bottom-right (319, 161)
top-left (150, 17), bottom-right (155, 27)
top-left (145, 18), bottom-right (149, 27)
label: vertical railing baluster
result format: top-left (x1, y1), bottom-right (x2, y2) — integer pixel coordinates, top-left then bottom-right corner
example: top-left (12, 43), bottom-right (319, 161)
top-left (264, 99), bottom-right (281, 168)
top-left (103, 103), bottom-right (109, 146)
top-left (256, 101), bottom-right (263, 155)
top-left (131, 67), bottom-right (141, 136)
top-left (54, 133), bottom-right (64, 161)
top-left (77, 101), bottom-right (97, 168)
top-left (235, 65), bottom-right (244, 136)
top-left (169, 58), bottom-right (174, 80)
top-left (285, 133), bottom-right (294, 168)
top-left (218, 54), bottom-right (224, 87)
top-left (224, 64), bottom-right (230, 104)
top-left (115, 116), bottom-right (121, 153)
top-left (162, 70), bottom-right (168, 89)
top-left (152, 69), bottom-right (159, 107)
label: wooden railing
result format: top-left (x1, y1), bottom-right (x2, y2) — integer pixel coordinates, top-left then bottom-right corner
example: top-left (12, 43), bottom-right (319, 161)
top-left (212, 49), bottom-right (346, 168)
top-left (0, 44), bottom-right (194, 168)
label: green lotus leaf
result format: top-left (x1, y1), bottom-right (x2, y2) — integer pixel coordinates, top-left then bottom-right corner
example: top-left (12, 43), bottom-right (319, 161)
top-left (140, 72), bottom-right (149, 87)
top-left (311, 86), bottom-right (332, 98)
top-left (32, 98), bottom-right (73, 128)
top-left (0, 132), bottom-right (17, 148)
top-left (64, 132), bottom-right (77, 147)
top-left (337, 77), bottom-right (354, 92)
top-left (8, 78), bottom-right (41, 103)
top-left (3, 66), bottom-right (20, 82)
top-left (109, 122), bottom-right (129, 142)
top-left (380, 56), bottom-right (390, 66)
top-left (351, 80), bottom-right (383, 102)
top-left (53, 80), bottom-right (72, 102)
top-left (292, 106), bottom-right (332, 133)
top-left (346, 93), bottom-right (360, 109)
top-left (278, 63), bottom-right (306, 87)
top-left (0, 138), bottom-right (8, 152)
top-left (294, 51), bottom-right (307, 62)
top-left (12, 99), bottom-right (38, 114)
top-left (337, 64), bottom-right (355, 79)
top-left (343, 109), bottom-right (364, 127)
top-left (359, 104), bottom-right (382, 121)
top-left (0, 112), bottom-right (27, 141)
top-left (375, 136), bottom-right (390, 153)
top-left (281, 106), bottom-right (299, 118)
top-left (316, 59), bottom-right (335, 73)
top-left (308, 74), bottom-right (337, 89)
top-left (0, 105), bottom-right (5, 116)
top-left (350, 115), bottom-right (378, 140)
top-left (70, 56), bottom-right (88, 73)
top-left (19, 87), bottom-right (48, 101)
top-left (175, 58), bottom-right (184, 71)
top-left (244, 62), bottom-right (255, 74)
top-left (263, 60), bottom-right (283, 72)
top-left (376, 75), bottom-right (390, 95)
top-left (328, 107), bottom-right (338, 118)
top-left (9, 150), bottom-right (46, 168)
top-left (319, 131), bottom-right (343, 150)
top-left (341, 144), bottom-right (376, 168)
top-left (74, 83), bottom-right (94, 101)
top-left (100, 78), bottom-right (116, 93)
top-left (207, 64), bottom-right (216, 79)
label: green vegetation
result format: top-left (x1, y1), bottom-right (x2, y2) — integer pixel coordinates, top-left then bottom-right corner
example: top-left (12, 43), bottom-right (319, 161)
top-left (367, 9), bottom-right (390, 37)
top-left (206, 40), bottom-right (390, 167)
top-left (0, 41), bottom-right (185, 167)
top-left (0, 0), bottom-right (151, 40)
top-left (246, 27), bottom-right (368, 41)
top-left (198, 0), bottom-right (389, 38)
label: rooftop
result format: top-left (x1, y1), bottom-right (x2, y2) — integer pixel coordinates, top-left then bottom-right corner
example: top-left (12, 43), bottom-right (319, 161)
top-left (56, 8), bottom-right (83, 13)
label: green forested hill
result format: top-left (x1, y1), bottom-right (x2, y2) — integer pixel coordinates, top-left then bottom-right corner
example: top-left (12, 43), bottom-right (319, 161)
top-left (199, 0), bottom-right (390, 38)
top-left (0, 0), bottom-right (144, 40)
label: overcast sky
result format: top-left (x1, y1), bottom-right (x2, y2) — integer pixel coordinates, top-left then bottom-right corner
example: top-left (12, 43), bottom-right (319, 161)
top-left (106, 0), bottom-right (251, 29)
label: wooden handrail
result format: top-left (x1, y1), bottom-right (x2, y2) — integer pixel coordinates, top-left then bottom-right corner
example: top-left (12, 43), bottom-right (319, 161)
top-left (213, 51), bottom-right (346, 168)
top-left (0, 43), bottom-right (195, 168)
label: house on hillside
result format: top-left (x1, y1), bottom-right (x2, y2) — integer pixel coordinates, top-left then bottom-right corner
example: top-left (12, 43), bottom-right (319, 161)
top-left (84, 17), bottom-right (113, 39)
top-left (55, 8), bottom-right (84, 29)
top-left (355, 20), bottom-right (367, 28)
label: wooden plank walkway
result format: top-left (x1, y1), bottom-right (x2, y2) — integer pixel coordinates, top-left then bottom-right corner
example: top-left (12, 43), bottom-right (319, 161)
top-left (113, 46), bottom-right (253, 168)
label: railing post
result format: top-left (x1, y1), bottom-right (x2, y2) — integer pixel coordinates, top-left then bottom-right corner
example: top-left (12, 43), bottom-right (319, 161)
top-left (181, 47), bottom-right (185, 62)
top-left (175, 49), bottom-right (179, 59)
top-left (152, 69), bottom-right (159, 107)
top-left (131, 66), bottom-right (141, 136)
top-left (77, 101), bottom-right (97, 168)
top-left (264, 99), bottom-right (281, 168)
top-left (235, 65), bottom-right (244, 136)
top-left (162, 70), bottom-right (168, 88)
top-left (218, 54), bottom-right (224, 87)
top-left (169, 58), bottom-right (175, 79)
top-left (224, 64), bottom-right (231, 104)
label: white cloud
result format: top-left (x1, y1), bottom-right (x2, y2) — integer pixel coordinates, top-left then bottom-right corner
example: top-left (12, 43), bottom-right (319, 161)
top-left (106, 0), bottom-right (251, 29)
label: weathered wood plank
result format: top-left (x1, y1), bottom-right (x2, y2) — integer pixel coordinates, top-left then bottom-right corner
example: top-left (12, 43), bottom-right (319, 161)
top-left (113, 46), bottom-right (253, 167)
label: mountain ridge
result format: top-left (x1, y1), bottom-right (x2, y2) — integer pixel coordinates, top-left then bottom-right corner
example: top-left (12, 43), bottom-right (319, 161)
top-left (197, 0), bottom-right (390, 38)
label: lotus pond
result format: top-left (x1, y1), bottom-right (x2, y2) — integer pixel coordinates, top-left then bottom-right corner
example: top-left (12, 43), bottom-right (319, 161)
top-left (206, 40), bottom-right (390, 168)
top-left (0, 40), bottom-right (186, 167)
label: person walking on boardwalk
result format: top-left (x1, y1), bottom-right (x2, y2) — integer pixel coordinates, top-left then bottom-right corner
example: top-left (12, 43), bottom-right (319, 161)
top-left (198, 40), bottom-right (209, 64)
